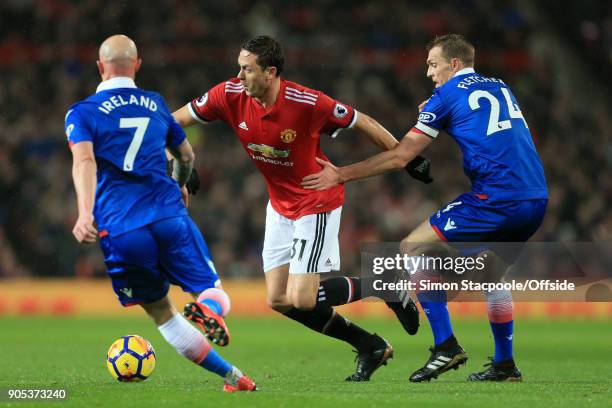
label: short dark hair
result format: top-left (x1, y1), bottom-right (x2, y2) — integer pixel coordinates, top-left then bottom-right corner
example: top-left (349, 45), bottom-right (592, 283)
top-left (426, 34), bottom-right (475, 66)
top-left (240, 35), bottom-right (284, 76)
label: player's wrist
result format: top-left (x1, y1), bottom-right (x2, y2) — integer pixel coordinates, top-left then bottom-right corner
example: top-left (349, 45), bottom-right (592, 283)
top-left (77, 212), bottom-right (94, 225)
top-left (337, 167), bottom-right (349, 184)
top-left (77, 206), bottom-right (93, 218)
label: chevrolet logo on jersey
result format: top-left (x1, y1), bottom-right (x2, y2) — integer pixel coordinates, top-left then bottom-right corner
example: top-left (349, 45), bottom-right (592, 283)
top-left (280, 129), bottom-right (297, 143)
top-left (247, 143), bottom-right (290, 158)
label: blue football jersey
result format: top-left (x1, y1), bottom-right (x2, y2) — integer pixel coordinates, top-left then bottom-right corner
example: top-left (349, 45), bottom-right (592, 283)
top-left (415, 68), bottom-right (548, 202)
top-left (65, 77), bottom-right (187, 236)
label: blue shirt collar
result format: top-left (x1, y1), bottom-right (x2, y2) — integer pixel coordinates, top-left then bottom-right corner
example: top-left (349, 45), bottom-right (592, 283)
top-left (96, 77), bottom-right (137, 93)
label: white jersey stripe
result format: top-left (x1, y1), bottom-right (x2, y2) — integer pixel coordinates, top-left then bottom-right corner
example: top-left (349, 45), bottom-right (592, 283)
top-left (284, 95), bottom-right (316, 105)
top-left (284, 92), bottom-right (318, 103)
top-left (285, 89), bottom-right (317, 102)
top-left (286, 86), bottom-right (317, 98)
top-left (348, 110), bottom-right (359, 128)
top-left (414, 122), bottom-right (439, 138)
top-left (65, 109), bottom-right (74, 121)
top-left (187, 103), bottom-right (208, 124)
top-left (345, 276), bottom-right (353, 303)
top-left (285, 93), bottom-right (317, 103)
top-left (331, 111), bottom-right (358, 138)
top-left (225, 82), bottom-right (243, 88)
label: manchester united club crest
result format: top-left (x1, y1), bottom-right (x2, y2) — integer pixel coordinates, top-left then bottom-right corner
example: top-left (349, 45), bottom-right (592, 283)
top-left (280, 129), bottom-right (297, 143)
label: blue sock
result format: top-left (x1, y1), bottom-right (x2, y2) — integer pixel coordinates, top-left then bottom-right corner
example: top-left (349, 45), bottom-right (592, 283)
top-left (418, 290), bottom-right (453, 346)
top-left (199, 349), bottom-right (232, 378)
top-left (490, 321), bottom-right (513, 363)
top-left (201, 299), bottom-right (223, 315)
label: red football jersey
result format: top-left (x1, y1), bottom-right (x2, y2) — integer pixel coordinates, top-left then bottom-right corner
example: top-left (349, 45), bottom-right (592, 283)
top-left (188, 78), bottom-right (357, 220)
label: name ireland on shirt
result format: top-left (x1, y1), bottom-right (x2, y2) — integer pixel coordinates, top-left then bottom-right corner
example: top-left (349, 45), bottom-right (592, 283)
top-left (97, 94), bottom-right (158, 114)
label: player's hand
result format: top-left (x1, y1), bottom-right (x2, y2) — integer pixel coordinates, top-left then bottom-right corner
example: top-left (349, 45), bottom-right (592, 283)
top-left (180, 185), bottom-right (190, 207)
top-left (186, 168), bottom-right (200, 195)
top-left (406, 155), bottom-right (434, 184)
top-left (301, 157), bottom-right (342, 190)
top-left (72, 214), bottom-right (97, 244)
top-left (418, 99), bottom-right (429, 113)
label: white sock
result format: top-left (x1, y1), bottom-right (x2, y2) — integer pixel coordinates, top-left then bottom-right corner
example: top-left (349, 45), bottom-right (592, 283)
top-left (158, 313), bottom-right (211, 364)
top-left (484, 289), bottom-right (514, 322)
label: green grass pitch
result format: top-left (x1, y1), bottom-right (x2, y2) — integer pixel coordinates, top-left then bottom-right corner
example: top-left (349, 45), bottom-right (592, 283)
top-left (0, 315), bottom-right (610, 407)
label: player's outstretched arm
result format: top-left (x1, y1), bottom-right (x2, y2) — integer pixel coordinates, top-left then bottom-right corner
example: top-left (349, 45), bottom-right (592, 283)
top-left (353, 112), bottom-right (399, 151)
top-left (173, 105), bottom-right (197, 128)
top-left (353, 112), bottom-right (433, 184)
top-left (70, 141), bottom-right (98, 243)
top-left (302, 130), bottom-right (432, 190)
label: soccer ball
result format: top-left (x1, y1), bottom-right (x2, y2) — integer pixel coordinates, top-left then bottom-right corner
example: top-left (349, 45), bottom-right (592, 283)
top-left (106, 335), bottom-right (156, 382)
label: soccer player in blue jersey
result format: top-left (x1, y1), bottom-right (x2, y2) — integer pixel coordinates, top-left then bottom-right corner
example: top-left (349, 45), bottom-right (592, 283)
top-left (302, 34), bottom-right (548, 382)
top-left (67, 34), bottom-right (256, 392)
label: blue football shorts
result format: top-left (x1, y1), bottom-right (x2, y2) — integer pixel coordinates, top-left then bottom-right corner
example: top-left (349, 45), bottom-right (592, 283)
top-left (429, 193), bottom-right (548, 263)
top-left (99, 216), bottom-right (220, 306)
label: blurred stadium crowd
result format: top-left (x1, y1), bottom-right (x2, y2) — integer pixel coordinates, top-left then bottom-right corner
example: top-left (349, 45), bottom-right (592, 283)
top-left (0, 0), bottom-right (610, 278)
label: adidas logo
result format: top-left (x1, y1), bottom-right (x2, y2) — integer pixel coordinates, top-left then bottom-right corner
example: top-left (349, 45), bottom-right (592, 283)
top-left (325, 258), bottom-right (333, 267)
top-left (426, 355), bottom-right (451, 370)
top-left (239, 121), bottom-right (249, 130)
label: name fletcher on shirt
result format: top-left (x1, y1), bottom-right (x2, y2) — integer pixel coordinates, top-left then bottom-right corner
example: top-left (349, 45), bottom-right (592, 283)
top-left (456, 75), bottom-right (505, 90)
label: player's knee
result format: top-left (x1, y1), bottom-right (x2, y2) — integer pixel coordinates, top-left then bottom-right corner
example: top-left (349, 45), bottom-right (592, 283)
top-left (290, 292), bottom-right (316, 311)
top-left (266, 295), bottom-right (291, 313)
top-left (266, 299), bottom-right (285, 313)
top-left (399, 236), bottom-right (415, 255)
top-left (141, 296), bottom-right (176, 325)
top-left (402, 239), bottom-right (447, 258)
top-left (400, 237), bottom-right (430, 256)
top-left (477, 250), bottom-right (508, 283)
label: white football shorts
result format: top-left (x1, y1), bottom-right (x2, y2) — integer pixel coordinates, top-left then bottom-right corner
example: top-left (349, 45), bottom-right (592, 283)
top-left (262, 202), bottom-right (341, 274)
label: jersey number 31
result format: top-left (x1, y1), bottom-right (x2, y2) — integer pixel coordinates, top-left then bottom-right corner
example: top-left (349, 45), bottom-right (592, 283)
top-left (468, 88), bottom-right (527, 136)
top-left (119, 117), bottom-right (150, 171)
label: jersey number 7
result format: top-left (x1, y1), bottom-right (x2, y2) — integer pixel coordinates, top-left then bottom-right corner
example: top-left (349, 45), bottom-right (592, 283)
top-left (119, 117), bottom-right (150, 171)
top-left (468, 88), bottom-right (527, 136)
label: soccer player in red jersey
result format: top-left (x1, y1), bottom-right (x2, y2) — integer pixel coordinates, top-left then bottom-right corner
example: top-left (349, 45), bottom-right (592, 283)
top-left (174, 35), bottom-right (430, 381)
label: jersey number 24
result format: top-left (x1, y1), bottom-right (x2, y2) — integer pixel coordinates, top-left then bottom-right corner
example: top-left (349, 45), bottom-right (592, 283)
top-left (468, 88), bottom-right (527, 136)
